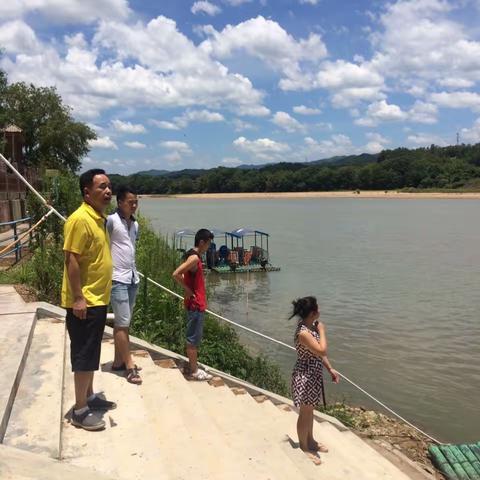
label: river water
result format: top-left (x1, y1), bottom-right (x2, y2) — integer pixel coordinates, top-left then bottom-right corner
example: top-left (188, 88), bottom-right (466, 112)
top-left (139, 197), bottom-right (480, 443)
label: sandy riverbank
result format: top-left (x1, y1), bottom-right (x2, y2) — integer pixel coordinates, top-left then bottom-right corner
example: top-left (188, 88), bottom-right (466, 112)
top-left (140, 191), bottom-right (480, 200)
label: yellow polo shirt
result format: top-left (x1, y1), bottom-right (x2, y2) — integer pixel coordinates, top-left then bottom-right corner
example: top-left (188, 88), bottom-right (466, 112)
top-left (61, 202), bottom-right (112, 308)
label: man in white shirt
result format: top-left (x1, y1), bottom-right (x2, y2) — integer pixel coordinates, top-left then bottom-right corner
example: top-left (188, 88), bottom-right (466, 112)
top-left (107, 186), bottom-right (142, 385)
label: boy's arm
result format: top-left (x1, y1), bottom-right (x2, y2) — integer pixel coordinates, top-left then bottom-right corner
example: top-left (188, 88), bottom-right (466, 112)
top-left (172, 255), bottom-right (198, 298)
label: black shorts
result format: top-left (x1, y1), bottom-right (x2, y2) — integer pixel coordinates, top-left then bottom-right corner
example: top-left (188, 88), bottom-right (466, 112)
top-left (66, 306), bottom-right (107, 372)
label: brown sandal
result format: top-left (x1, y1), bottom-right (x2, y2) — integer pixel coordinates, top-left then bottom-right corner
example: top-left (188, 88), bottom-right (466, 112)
top-left (126, 367), bottom-right (142, 385)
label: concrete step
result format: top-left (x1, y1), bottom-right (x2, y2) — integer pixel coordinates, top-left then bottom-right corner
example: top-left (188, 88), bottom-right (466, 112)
top-left (0, 443), bottom-right (116, 480)
top-left (61, 340), bottom-right (169, 480)
top-left (0, 306), bottom-right (37, 441)
top-left (240, 392), bottom-right (354, 480)
top-left (272, 405), bottom-right (412, 480)
top-left (259, 399), bottom-right (370, 479)
top-left (217, 385), bottom-right (356, 480)
top-left (148, 362), bottom-right (268, 480)
top-left (187, 377), bottom-right (310, 480)
top-left (3, 317), bottom-right (66, 459)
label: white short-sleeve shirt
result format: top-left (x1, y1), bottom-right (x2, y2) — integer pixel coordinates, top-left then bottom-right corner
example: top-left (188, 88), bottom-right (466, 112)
top-left (106, 210), bottom-right (140, 285)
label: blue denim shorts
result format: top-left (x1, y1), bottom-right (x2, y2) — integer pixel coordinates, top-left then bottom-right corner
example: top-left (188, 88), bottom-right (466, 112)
top-left (186, 310), bottom-right (205, 346)
top-left (110, 281), bottom-right (139, 328)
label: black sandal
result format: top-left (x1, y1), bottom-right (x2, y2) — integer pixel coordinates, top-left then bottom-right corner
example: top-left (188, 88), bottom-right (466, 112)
top-left (126, 367), bottom-right (142, 385)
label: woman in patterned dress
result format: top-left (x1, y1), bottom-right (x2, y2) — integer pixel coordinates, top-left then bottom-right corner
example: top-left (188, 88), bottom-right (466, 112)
top-left (290, 296), bottom-right (340, 455)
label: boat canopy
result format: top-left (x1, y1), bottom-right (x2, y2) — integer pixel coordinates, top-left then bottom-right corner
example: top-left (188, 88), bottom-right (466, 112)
top-left (174, 227), bottom-right (240, 250)
top-left (231, 227), bottom-right (269, 237)
top-left (174, 228), bottom-right (196, 237)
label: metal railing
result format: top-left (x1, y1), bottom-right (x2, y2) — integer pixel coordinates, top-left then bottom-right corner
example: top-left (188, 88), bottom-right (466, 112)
top-left (0, 216), bottom-right (32, 262)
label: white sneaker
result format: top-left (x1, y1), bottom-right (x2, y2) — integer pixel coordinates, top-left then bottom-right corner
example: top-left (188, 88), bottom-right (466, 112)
top-left (190, 369), bottom-right (213, 381)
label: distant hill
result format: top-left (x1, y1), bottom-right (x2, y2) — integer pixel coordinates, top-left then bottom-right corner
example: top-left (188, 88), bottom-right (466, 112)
top-left (135, 153), bottom-right (379, 177)
top-left (136, 169), bottom-right (170, 176)
top-left (112, 144), bottom-right (480, 194)
top-left (313, 153), bottom-right (379, 166)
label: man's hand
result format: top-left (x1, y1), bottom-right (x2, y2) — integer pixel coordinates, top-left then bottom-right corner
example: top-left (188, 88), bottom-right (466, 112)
top-left (73, 296), bottom-right (87, 320)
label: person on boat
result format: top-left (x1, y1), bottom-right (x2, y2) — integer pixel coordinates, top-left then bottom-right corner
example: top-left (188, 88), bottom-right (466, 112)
top-left (172, 228), bottom-right (214, 381)
top-left (61, 169), bottom-right (116, 431)
top-left (290, 296), bottom-right (340, 458)
top-left (107, 185), bottom-right (142, 385)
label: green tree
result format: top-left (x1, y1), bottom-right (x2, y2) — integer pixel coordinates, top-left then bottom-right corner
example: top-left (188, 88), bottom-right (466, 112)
top-left (2, 82), bottom-right (95, 172)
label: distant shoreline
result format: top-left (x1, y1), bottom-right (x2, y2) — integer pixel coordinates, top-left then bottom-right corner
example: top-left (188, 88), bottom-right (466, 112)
top-left (139, 191), bottom-right (480, 200)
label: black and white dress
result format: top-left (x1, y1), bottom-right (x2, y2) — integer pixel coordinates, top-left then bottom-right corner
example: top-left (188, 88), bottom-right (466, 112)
top-left (291, 323), bottom-right (324, 407)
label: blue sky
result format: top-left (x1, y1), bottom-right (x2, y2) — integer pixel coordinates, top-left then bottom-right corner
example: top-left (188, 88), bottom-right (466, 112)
top-left (1, 0), bottom-right (480, 174)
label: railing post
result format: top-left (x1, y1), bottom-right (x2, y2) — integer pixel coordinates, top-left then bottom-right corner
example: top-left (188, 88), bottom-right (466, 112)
top-left (13, 221), bottom-right (19, 262)
top-left (28, 217), bottom-right (33, 247)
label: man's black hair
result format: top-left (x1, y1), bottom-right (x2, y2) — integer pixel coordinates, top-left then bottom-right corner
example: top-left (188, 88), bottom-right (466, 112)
top-left (117, 185), bottom-right (137, 202)
top-left (79, 169), bottom-right (106, 198)
top-left (194, 228), bottom-right (214, 246)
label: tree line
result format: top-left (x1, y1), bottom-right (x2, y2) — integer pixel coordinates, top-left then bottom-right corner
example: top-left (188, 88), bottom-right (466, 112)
top-left (111, 144), bottom-right (480, 194)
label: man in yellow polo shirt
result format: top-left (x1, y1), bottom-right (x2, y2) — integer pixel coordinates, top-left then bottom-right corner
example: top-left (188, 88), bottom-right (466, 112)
top-left (62, 168), bottom-right (115, 431)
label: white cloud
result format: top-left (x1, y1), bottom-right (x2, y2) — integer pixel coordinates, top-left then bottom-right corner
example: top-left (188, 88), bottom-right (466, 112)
top-left (407, 133), bottom-right (448, 147)
top-left (89, 136), bottom-right (118, 149)
top-left (356, 100), bottom-right (407, 127)
top-left (0, 20), bottom-right (40, 54)
top-left (272, 111), bottom-right (305, 133)
top-left (308, 60), bottom-right (386, 107)
top-left (93, 17), bottom-right (269, 117)
top-left (304, 134), bottom-right (356, 159)
top-left (315, 60), bottom-right (383, 90)
top-left (200, 16), bottom-right (327, 90)
top-left (430, 91), bottom-right (480, 112)
top-left (174, 109), bottom-right (225, 128)
top-left (408, 101), bottom-right (438, 124)
top-left (149, 120), bottom-right (180, 130)
top-left (161, 141), bottom-right (193, 155)
top-left (0, 0), bottom-right (130, 24)
top-left (149, 109), bottom-right (225, 131)
top-left (363, 132), bottom-right (390, 153)
top-left (191, 1), bottom-right (221, 16)
top-left (111, 120), bottom-right (147, 133)
top-left (124, 141), bottom-right (146, 149)
top-left (460, 118), bottom-right (480, 144)
top-left (1, 16), bottom-right (269, 119)
top-left (293, 105), bottom-right (321, 115)
top-left (163, 151), bottom-right (183, 165)
top-left (299, 0), bottom-right (320, 4)
top-left (233, 136), bottom-right (290, 161)
top-left (232, 118), bottom-right (256, 132)
top-left (222, 0), bottom-right (253, 5)
top-left (161, 140), bottom-right (193, 166)
top-left (222, 157), bottom-right (242, 166)
top-left (369, 0), bottom-right (480, 93)
top-left (437, 78), bottom-right (475, 89)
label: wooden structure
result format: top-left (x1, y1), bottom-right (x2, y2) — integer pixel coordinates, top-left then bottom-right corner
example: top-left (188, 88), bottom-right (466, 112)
top-left (0, 125), bottom-right (39, 230)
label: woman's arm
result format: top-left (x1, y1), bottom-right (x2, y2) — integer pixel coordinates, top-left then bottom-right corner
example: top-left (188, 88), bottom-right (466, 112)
top-left (321, 355), bottom-right (340, 384)
top-left (297, 323), bottom-right (327, 357)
